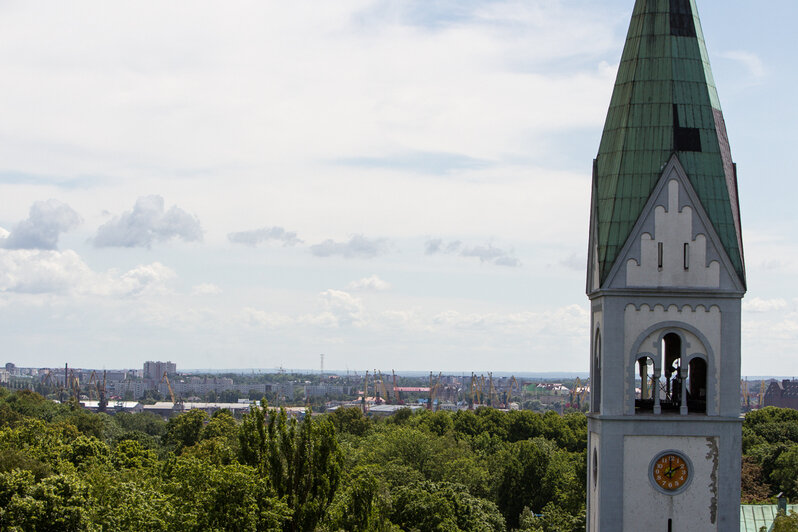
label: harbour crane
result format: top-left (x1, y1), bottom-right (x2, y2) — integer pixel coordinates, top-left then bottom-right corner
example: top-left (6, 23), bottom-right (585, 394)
top-left (392, 369), bottom-right (402, 404)
top-left (160, 371), bottom-right (178, 404)
top-left (488, 372), bottom-right (498, 407)
top-left (428, 372), bottom-right (442, 410)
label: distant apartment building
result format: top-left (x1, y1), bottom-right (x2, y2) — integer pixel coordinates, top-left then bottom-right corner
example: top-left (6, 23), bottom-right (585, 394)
top-left (107, 380), bottom-right (149, 399)
top-left (143, 361), bottom-right (176, 382)
top-left (157, 378), bottom-right (294, 399)
top-left (304, 384), bottom-right (352, 398)
top-left (764, 380), bottom-right (798, 410)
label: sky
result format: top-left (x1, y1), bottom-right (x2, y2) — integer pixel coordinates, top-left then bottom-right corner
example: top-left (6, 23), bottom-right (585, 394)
top-left (1, 0), bottom-right (797, 375)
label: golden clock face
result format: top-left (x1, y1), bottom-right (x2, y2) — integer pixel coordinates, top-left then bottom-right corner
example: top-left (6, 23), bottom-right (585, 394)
top-left (652, 453), bottom-right (689, 491)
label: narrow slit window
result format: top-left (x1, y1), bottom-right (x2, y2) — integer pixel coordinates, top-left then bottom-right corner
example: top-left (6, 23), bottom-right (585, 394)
top-left (683, 243), bottom-right (689, 270)
top-left (658, 242), bottom-right (664, 269)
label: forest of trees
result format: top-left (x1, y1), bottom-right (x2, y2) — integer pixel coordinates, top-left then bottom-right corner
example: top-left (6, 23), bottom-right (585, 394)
top-left (1, 387), bottom-right (797, 531)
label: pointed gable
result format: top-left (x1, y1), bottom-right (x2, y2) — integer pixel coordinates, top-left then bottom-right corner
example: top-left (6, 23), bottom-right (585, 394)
top-left (601, 155), bottom-right (744, 292)
top-left (592, 0), bottom-right (745, 288)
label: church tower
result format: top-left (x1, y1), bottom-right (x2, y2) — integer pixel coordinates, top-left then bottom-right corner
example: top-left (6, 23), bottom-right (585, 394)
top-left (586, 1), bottom-right (745, 530)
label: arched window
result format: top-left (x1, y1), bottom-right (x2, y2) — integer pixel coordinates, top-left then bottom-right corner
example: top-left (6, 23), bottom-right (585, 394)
top-left (592, 330), bottom-right (602, 413)
top-left (687, 357), bottom-right (707, 413)
top-left (662, 333), bottom-right (683, 412)
top-left (635, 355), bottom-right (656, 412)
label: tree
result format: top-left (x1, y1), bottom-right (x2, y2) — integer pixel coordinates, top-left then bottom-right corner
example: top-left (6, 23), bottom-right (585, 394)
top-left (389, 480), bottom-right (505, 532)
top-left (329, 407), bottom-right (371, 436)
top-left (112, 439), bottom-right (157, 470)
top-left (772, 510), bottom-right (798, 532)
top-left (0, 470), bottom-right (91, 531)
top-left (519, 501), bottom-right (585, 532)
top-left (164, 409), bottom-right (208, 452)
top-left (202, 409), bottom-right (238, 442)
top-left (771, 444), bottom-right (798, 499)
top-left (324, 465), bottom-right (392, 532)
top-left (741, 455), bottom-right (772, 502)
top-left (239, 402), bottom-right (343, 532)
top-left (495, 438), bottom-right (584, 529)
top-left (113, 411), bottom-right (167, 438)
top-left (164, 456), bottom-right (290, 531)
top-left (65, 434), bottom-right (110, 470)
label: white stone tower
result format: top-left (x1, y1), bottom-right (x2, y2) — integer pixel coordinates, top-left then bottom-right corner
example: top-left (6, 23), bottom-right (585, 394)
top-left (586, 1), bottom-right (746, 530)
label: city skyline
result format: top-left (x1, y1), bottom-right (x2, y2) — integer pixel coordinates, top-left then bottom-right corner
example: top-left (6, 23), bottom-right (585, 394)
top-left (1, 1), bottom-right (796, 373)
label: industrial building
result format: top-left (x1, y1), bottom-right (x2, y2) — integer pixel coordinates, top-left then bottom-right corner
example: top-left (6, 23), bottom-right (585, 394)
top-left (763, 379), bottom-right (798, 410)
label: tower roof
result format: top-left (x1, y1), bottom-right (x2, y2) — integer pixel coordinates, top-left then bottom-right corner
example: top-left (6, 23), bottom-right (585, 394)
top-left (593, 0), bottom-right (744, 285)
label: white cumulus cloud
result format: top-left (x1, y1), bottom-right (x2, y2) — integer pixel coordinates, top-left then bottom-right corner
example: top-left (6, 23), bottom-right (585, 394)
top-left (310, 235), bottom-right (387, 259)
top-left (426, 238), bottom-right (520, 267)
top-left (0, 200), bottom-right (81, 250)
top-left (93, 195), bottom-right (202, 248)
top-left (425, 238), bottom-right (462, 255)
top-left (744, 297), bottom-right (788, 313)
top-left (461, 244), bottom-right (521, 267)
top-left (0, 248), bottom-right (175, 297)
top-left (243, 307), bottom-right (294, 329)
top-left (318, 289), bottom-right (364, 326)
top-left (191, 283), bottom-right (222, 296)
top-left (117, 263), bottom-right (176, 296)
top-left (347, 275), bottom-right (391, 292)
top-left (228, 226), bottom-right (302, 247)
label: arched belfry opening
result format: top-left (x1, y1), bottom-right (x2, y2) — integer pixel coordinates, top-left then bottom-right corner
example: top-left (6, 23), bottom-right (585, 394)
top-left (633, 330), bottom-right (710, 415)
top-left (635, 355), bottom-right (656, 412)
top-left (592, 330), bottom-right (602, 413)
top-left (663, 333), bottom-right (683, 412)
top-left (687, 357), bottom-right (707, 413)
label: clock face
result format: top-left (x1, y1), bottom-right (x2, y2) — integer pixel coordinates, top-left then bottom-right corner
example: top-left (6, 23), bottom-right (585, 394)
top-left (651, 453), bottom-right (690, 492)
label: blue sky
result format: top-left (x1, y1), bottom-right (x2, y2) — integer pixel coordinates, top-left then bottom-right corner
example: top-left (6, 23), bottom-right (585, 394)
top-left (0, 0), bottom-right (796, 375)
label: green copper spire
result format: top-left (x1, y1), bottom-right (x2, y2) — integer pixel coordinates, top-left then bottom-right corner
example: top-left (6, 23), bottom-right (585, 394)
top-left (593, 0), bottom-right (744, 285)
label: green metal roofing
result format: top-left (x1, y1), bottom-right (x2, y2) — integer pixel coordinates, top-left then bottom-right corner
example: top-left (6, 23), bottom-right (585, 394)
top-left (594, 0), bottom-right (745, 285)
top-left (740, 504), bottom-right (798, 531)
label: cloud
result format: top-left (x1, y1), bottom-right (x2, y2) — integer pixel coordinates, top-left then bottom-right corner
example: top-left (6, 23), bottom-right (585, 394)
top-left (719, 51), bottom-right (766, 81)
top-left (559, 252), bottom-right (585, 271)
top-left (425, 238), bottom-right (462, 255)
top-left (310, 234), bottom-right (387, 259)
top-left (228, 226), bottom-right (302, 247)
top-left (493, 255), bottom-right (521, 267)
top-left (0, 171), bottom-right (105, 189)
top-left (117, 263), bottom-right (176, 296)
top-left (243, 307), bottom-right (294, 329)
top-left (0, 248), bottom-right (175, 296)
top-left (319, 289), bottom-right (364, 326)
top-left (338, 151), bottom-right (491, 175)
top-left (461, 244), bottom-right (521, 267)
top-left (0, 200), bottom-right (81, 250)
top-left (428, 304), bottom-right (588, 335)
top-left (348, 275), bottom-right (391, 292)
top-left (191, 283), bottom-right (222, 296)
top-left (93, 195), bottom-right (202, 248)
top-left (744, 297), bottom-right (788, 313)
top-left (0, 249), bottom-right (93, 294)
top-left (425, 238), bottom-right (520, 266)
